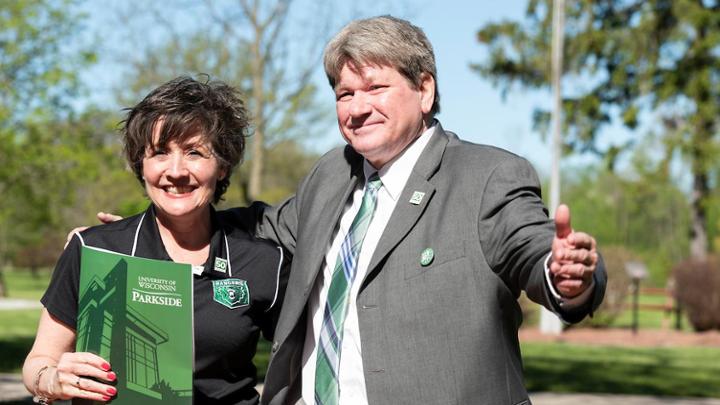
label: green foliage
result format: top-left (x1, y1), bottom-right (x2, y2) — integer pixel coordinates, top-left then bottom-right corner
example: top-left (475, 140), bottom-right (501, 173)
top-left (475, 0), bottom-right (720, 258)
top-left (249, 139), bottom-right (321, 205)
top-left (1, 108), bottom-right (145, 273)
top-left (560, 157), bottom-right (689, 285)
top-left (522, 342), bottom-right (720, 397)
top-left (0, 0), bottom-right (93, 126)
top-left (0, 0), bottom-right (100, 295)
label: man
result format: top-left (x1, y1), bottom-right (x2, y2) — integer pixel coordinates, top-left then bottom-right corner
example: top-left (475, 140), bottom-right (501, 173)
top-left (85, 15), bottom-right (604, 404)
top-left (230, 15), bottom-right (606, 405)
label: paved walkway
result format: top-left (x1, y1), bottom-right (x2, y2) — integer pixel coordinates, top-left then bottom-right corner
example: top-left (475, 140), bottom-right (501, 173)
top-left (530, 392), bottom-right (720, 404)
top-left (1, 373), bottom-right (718, 404)
top-left (0, 299), bottom-right (40, 311)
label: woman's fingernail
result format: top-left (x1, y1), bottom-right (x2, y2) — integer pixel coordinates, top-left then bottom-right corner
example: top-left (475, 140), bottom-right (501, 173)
top-left (102, 395), bottom-right (111, 401)
top-left (101, 362), bottom-right (111, 371)
top-left (107, 372), bottom-right (116, 381)
top-left (107, 387), bottom-right (117, 395)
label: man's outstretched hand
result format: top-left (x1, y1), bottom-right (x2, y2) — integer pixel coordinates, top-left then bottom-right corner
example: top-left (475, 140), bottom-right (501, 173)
top-left (64, 212), bottom-right (124, 248)
top-left (550, 204), bottom-right (598, 298)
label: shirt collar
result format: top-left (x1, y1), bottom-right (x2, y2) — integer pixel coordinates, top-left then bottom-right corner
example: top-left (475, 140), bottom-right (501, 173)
top-left (363, 121), bottom-right (438, 201)
top-left (134, 204), bottom-right (228, 276)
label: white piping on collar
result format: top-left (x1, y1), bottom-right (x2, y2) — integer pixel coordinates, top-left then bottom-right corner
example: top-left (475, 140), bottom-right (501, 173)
top-left (132, 211), bottom-right (231, 275)
top-left (223, 230), bottom-right (233, 276)
top-left (265, 246), bottom-right (284, 312)
top-left (131, 213), bottom-right (146, 257)
top-left (74, 231), bottom-right (86, 246)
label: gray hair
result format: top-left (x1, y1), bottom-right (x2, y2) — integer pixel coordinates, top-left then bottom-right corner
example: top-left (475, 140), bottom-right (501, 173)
top-left (323, 15), bottom-right (440, 116)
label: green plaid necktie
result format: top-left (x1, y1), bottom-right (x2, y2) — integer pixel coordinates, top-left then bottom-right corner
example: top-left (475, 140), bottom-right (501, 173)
top-left (314, 173), bottom-right (382, 405)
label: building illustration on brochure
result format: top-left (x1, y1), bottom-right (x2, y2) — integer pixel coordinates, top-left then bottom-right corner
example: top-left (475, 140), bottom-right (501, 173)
top-left (76, 246), bottom-right (193, 404)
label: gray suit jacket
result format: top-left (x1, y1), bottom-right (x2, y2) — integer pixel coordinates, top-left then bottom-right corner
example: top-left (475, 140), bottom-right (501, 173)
top-left (232, 124), bottom-right (606, 405)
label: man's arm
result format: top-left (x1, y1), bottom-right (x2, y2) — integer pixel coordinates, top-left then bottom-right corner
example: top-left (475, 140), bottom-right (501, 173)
top-left (64, 213), bottom-right (123, 248)
top-left (222, 197), bottom-right (299, 257)
top-left (477, 157), bottom-right (606, 321)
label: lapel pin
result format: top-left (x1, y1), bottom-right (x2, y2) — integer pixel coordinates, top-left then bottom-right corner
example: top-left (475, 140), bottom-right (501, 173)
top-left (409, 191), bottom-right (425, 205)
top-left (420, 248), bottom-right (434, 266)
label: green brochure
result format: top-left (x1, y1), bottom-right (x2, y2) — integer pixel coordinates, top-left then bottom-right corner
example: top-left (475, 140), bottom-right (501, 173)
top-left (76, 246), bottom-right (193, 404)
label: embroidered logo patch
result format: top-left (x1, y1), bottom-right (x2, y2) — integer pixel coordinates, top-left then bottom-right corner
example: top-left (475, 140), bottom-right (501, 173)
top-left (212, 279), bottom-right (249, 309)
top-left (213, 257), bottom-right (228, 273)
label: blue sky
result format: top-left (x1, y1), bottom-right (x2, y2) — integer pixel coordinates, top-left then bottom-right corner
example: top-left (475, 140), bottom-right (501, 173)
top-left (79, 0), bottom-right (609, 177)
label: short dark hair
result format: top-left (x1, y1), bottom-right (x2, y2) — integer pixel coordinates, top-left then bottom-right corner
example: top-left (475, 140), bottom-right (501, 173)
top-left (323, 15), bottom-right (440, 116)
top-left (122, 76), bottom-right (248, 203)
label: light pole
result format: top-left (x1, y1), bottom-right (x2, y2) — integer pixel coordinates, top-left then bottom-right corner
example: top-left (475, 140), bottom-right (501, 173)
top-left (625, 261), bottom-right (648, 334)
top-left (540, 0), bottom-right (566, 335)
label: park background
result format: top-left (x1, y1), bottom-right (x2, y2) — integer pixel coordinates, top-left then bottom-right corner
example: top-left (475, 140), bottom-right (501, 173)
top-left (1, 0), bottom-right (720, 402)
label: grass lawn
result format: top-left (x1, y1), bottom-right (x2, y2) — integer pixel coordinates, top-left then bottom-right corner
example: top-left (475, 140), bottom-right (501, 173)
top-left (611, 291), bottom-right (692, 331)
top-left (250, 341), bottom-right (720, 398)
top-left (2, 268), bottom-right (53, 299)
top-left (0, 269), bottom-right (47, 373)
top-left (522, 342), bottom-right (720, 398)
top-left (3, 269), bottom-right (719, 398)
top-left (0, 310), bottom-right (40, 373)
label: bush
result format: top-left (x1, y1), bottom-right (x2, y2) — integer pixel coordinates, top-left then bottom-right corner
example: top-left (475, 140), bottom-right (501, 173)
top-left (576, 245), bottom-right (633, 328)
top-left (673, 256), bottom-right (720, 331)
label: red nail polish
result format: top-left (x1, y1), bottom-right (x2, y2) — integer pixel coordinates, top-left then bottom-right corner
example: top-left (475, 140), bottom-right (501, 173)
top-left (102, 395), bottom-right (111, 401)
top-left (107, 387), bottom-right (117, 395)
top-left (101, 362), bottom-right (111, 371)
top-left (107, 372), bottom-right (117, 381)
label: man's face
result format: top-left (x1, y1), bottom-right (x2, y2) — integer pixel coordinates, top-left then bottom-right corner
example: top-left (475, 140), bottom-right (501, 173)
top-left (334, 63), bottom-right (435, 168)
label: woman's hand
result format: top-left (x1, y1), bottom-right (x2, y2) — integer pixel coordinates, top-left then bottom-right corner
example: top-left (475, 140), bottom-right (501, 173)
top-left (50, 352), bottom-right (117, 402)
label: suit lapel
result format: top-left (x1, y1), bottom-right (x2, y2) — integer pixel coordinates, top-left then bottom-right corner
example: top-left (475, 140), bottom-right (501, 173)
top-left (275, 149), bottom-right (364, 347)
top-left (363, 125), bottom-right (450, 282)
top-left (299, 147), bottom-right (365, 303)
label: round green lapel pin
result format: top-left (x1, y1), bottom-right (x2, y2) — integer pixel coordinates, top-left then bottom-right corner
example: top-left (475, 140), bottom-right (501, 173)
top-left (420, 248), bottom-right (434, 266)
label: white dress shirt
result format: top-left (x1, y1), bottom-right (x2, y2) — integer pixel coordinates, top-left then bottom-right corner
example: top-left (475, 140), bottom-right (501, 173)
top-left (300, 123), bottom-right (591, 404)
top-left (300, 125), bottom-right (436, 404)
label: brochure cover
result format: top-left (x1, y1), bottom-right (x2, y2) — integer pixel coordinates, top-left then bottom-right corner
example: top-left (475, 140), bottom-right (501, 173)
top-left (76, 245), bottom-right (193, 404)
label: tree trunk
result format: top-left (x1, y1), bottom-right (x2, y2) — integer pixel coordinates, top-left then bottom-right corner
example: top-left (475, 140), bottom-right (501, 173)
top-left (0, 269), bottom-right (6, 298)
top-left (246, 2), bottom-right (265, 201)
top-left (689, 169), bottom-right (709, 261)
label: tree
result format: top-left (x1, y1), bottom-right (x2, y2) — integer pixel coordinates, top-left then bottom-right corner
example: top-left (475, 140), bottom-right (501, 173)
top-left (562, 140), bottom-right (690, 284)
top-left (111, 0), bottom-right (331, 202)
top-left (0, 0), bottom-right (95, 295)
top-left (0, 0), bottom-right (94, 126)
top-left (473, 0), bottom-right (720, 260)
top-left (2, 108), bottom-right (143, 274)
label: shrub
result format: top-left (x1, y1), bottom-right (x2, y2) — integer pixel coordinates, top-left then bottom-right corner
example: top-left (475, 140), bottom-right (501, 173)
top-left (576, 245), bottom-right (633, 328)
top-left (673, 256), bottom-right (720, 331)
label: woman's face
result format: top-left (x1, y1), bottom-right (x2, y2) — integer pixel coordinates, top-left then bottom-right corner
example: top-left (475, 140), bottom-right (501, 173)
top-left (142, 124), bottom-right (225, 223)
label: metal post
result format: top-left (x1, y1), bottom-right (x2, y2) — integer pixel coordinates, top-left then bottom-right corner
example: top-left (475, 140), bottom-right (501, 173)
top-left (632, 278), bottom-right (639, 334)
top-left (540, 0), bottom-right (566, 336)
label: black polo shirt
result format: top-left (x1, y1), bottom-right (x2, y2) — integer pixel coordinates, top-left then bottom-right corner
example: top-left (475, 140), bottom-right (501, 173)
top-left (42, 205), bottom-right (289, 404)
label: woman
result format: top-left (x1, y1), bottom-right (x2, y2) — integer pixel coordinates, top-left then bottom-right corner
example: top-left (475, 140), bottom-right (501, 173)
top-left (23, 77), bottom-right (288, 404)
